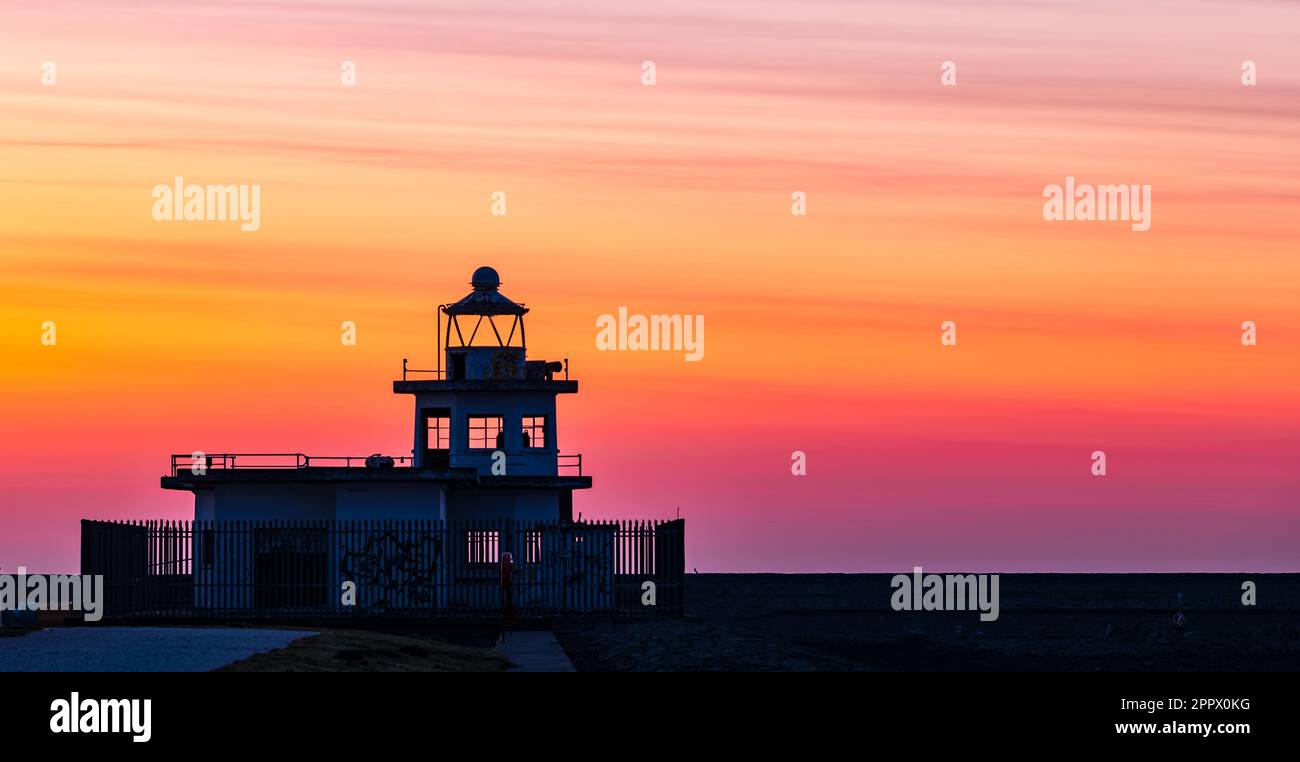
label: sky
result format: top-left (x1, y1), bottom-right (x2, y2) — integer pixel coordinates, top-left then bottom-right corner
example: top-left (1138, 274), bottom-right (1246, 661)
top-left (1, 0), bottom-right (1297, 572)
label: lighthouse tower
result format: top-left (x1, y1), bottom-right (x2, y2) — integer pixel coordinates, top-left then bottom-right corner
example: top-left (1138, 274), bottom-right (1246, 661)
top-left (394, 266), bottom-right (588, 521)
top-left (162, 265), bottom-right (589, 524)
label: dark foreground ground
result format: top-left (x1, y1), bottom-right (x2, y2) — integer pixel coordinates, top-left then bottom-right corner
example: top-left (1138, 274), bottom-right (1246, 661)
top-left (555, 573), bottom-right (1300, 671)
top-left (6, 574), bottom-right (1292, 672)
top-left (218, 629), bottom-right (509, 672)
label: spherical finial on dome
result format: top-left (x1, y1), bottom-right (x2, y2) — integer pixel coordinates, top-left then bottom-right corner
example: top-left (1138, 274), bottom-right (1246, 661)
top-left (471, 266), bottom-right (501, 291)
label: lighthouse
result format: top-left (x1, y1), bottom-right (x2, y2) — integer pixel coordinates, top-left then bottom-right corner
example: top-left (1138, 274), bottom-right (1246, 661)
top-left (83, 266), bottom-right (683, 618)
top-left (395, 265), bottom-right (588, 520)
top-left (162, 266), bottom-right (590, 523)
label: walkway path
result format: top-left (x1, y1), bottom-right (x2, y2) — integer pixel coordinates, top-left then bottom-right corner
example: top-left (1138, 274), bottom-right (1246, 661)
top-left (497, 630), bottom-right (576, 672)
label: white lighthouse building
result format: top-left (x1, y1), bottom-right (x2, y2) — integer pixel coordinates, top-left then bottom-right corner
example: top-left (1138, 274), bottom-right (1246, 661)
top-left (162, 266), bottom-right (591, 521)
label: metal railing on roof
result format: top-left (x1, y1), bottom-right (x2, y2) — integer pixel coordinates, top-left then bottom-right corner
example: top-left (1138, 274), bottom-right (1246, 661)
top-left (557, 453), bottom-right (582, 476)
top-left (401, 357), bottom-right (570, 381)
top-left (169, 452), bottom-right (581, 477)
top-left (170, 453), bottom-right (412, 476)
top-left (401, 358), bottom-right (446, 381)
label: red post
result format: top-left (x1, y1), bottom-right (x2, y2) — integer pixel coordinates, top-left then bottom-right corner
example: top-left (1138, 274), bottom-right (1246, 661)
top-left (499, 551), bottom-right (514, 642)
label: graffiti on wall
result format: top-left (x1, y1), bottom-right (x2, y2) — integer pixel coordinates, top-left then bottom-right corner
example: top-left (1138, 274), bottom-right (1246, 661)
top-left (339, 530), bottom-right (443, 609)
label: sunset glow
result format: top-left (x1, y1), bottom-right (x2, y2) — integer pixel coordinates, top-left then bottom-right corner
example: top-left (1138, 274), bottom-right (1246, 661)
top-left (2, 0), bottom-right (1298, 572)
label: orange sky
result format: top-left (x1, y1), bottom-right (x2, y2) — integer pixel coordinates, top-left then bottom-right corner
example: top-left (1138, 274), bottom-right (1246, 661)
top-left (1, 0), bottom-right (1298, 572)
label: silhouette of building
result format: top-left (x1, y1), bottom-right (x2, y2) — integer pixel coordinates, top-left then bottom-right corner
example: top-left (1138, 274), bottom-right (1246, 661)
top-left (81, 268), bottom-right (683, 617)
top-left (160, 266), bottom-right (591, 521)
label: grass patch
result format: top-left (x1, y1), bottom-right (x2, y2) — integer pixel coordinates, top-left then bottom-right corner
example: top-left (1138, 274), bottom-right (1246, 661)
top-left (216, 629), bottom-right (510, 672)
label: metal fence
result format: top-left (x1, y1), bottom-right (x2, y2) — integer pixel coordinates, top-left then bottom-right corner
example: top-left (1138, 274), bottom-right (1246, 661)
top-left (81, 518), bottom-right (683, 619)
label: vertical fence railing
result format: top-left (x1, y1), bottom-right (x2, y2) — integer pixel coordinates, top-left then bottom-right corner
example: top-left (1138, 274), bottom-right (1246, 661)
top-left (81, 518), bottom-right (684, 618)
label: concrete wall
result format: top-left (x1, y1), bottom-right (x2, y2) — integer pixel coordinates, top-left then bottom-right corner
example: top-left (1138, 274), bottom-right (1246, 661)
top-left (204, 482), bottom-right (446, 522)
top-left (335, 483), bottom-right (445, 520)
top-left (195, 490), bottom-right (216, 522)
top-left (212, 483), bottom-right (335, 521)
top-left (446, 488), bottom-right (560, 521)
top-left (447, 346), bottom-right (525, 380)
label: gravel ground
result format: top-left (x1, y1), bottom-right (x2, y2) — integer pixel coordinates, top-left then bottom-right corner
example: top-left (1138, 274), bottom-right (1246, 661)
top-left (0, 627), bottom-right (313, 672)
top-left (684, 574), bottom-right (1300, 671)
top-left (555, 617), bottom-right (867, 671)
top-left (556, 574), bottom-right (1300, 672)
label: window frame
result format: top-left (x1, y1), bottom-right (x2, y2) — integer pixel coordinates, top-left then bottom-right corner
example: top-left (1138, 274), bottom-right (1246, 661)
top-left (466, 414), bottom-right (505, 450)
top-left (426, 412), bottom-right (451, 451)
top-left (521, 415), bottom-right (547, 450)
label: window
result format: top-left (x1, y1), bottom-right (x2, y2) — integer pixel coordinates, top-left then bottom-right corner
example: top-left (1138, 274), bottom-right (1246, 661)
top-left (521, 416), bottom-right (546, 449)
top-left (426, 412), bottom-right (450, 450)
top-left (466, 531), bottom-right (499, 565)
top-left (523, 530), bottom-right (543, 564)
top-left (467, 415), bottom-right (505, 450)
